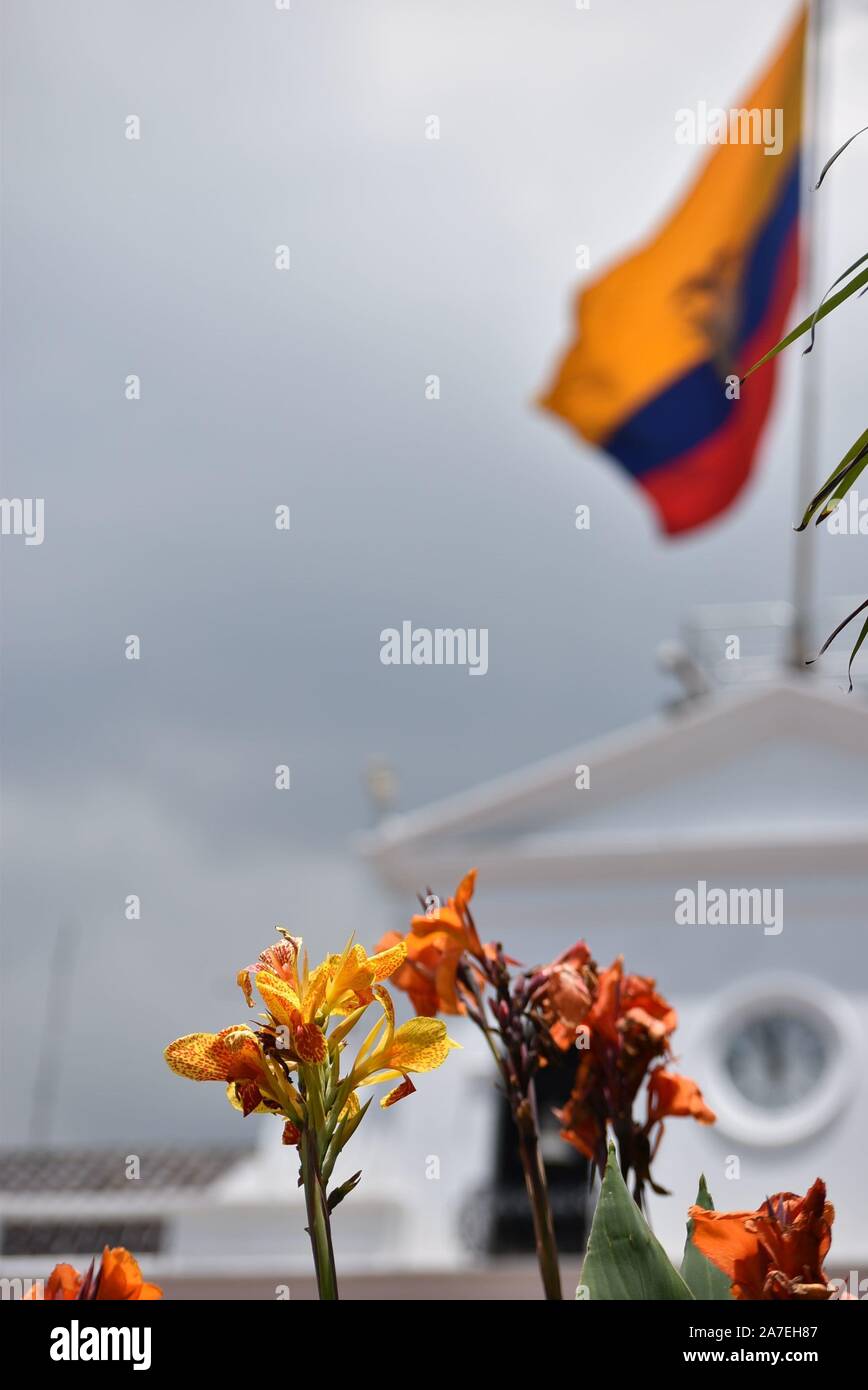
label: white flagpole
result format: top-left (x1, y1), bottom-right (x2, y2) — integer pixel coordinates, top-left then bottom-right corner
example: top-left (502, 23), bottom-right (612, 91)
top-left (790, 0), bottom-right (827, 670)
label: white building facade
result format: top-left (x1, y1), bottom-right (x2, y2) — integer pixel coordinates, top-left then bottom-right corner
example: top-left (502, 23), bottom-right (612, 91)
top-left (358, 678), bottom-right (868, 1272)
top-left (3, 679), bottom-right (866, 1292)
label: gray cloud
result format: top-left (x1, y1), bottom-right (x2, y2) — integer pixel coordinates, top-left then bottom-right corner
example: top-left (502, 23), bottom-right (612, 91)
top-left (3, 0), bottom-right (868, 1142)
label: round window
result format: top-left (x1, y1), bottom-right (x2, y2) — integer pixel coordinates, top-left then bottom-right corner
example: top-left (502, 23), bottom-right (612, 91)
top-left (700, 976), bottom-right (858, 1146)
top-left (723, 1011), bottom-right (828, 1110)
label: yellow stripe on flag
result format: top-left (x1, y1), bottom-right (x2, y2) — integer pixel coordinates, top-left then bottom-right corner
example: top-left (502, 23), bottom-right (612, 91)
top-left (540, 5), bottom-right (806, 446)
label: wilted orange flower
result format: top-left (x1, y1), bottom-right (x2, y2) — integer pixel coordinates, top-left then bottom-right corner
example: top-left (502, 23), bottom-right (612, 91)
top-left (530, 941), bottom-right (595, 1049)
top-left (555, 956), bottom-right (681, 1157)
top-left (554, 952), bottom-right (712, 1198)
top-left (25, 1247), bottom-right (161, 1301)
top-left (589, 957), bottom-right (677, 1050)
top-left (552, 1052), bottom-right (607, 1162)
top-left (689, 1180), bottom-right (837, 1300)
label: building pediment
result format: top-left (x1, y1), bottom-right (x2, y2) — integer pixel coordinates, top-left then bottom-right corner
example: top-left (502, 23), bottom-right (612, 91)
top-left (360, 681), bottom-right (868, 888)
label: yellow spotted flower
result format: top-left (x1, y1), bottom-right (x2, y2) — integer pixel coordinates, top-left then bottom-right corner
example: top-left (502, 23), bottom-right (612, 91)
top-left (349, 986), bottom-right (460, 1107)
top-left (163, 930), bottom-right (457, 1300)
top-left (164, 1025), bottom-right (281, 1117)
top-left (237, 933), bottom-right (409, 1064)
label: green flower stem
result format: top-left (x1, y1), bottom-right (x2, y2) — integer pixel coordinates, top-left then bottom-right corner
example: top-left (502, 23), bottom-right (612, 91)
top-left (300, 1126), bottom-right (339, 1301)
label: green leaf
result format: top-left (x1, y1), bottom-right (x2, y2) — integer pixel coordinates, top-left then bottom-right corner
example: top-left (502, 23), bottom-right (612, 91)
top-left (326, 1168), bottom-right (362, 1214)
top-left (743, 262), bottom-right (868, 381)
top-left (807, 597), bottom-right (868, 691)
top-left (816, 125), bottom-right (868, 188)
top-left (796, 426), bottom-right (868, 530)
top-left (321, 1097), bottom-right (372, 1184)
top-left (845, 614), bottom-right (868, 692)
top-left (802, 253), bottom-right (868, 357)
top-left (578, 1143), bottom-right (694, 1300)
top-left (680, 1175), bottom-right (733, 1301)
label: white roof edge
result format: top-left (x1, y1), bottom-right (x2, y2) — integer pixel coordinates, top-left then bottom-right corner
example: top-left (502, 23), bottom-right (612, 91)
top-left (369, 823), bottom-right (868, 892)
top-left (358, 679), bottom-right (868, 860)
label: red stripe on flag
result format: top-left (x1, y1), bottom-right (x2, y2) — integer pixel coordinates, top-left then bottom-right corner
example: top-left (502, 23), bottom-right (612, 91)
top-left (640, 224), bottom-right (800, 536)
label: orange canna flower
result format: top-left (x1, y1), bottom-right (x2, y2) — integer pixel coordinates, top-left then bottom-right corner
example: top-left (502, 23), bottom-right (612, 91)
top-left (689, 1180), bottom-right (837, 1300)
top-left (409, 870), bottom-right (482, 952)
top-left (376, 928), bottom-right (466, 1016)
top-left (96, 1247), bottom-right (163, 1301)
top-left (377, 870), bottom-right (485, 1017)
top-left (25, 1247), bottom-right (161, 1301)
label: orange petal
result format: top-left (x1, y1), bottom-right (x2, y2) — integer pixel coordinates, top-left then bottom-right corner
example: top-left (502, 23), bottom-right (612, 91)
top-left (454, 868), bottom-right (477, 912)
top-left (237, 967), bottom-right (256, 1008)
top-left (374, 930), bottom-right (404, 954)
top-left (236, 1080), bottom-right (265, 1116)
top-left (27, 1263), bottom-right (81, 1299)
top-left (164, 1032), bottom-right (234, 1082)
top-left (588, 958), bottom-right (624, 1043)
top-left (623, 973), bottom-right (678, 1033)
top-left (432, 943), bottom-right (465, 1014)
top-left (97, 1247), bottom-right (162, 1301)
top-left (410, 904), bottom-right (467, 941)
top-left (688, 1208), bottom-right (763, 1281)
top-left (382, 1076), bottom-right (416, 1108)
top-left (292, 1016), bottom-right (327, 1064)
top-left (135, 1282), bottom-right (164, 1301)
top-left (260, 936), bottom-right (302, 981)
top-left (648, 1068), bottom-right (716, 1125)
top-left (226, 1080), bottom-right (275, 1115)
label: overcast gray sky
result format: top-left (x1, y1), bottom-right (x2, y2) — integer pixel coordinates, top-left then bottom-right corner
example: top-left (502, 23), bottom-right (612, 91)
top-left (2, 0), bottom-right (868, 1145)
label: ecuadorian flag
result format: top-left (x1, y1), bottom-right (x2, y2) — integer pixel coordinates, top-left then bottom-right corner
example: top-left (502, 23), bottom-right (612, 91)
top-left (540, 7), bottom-right (806, 535)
